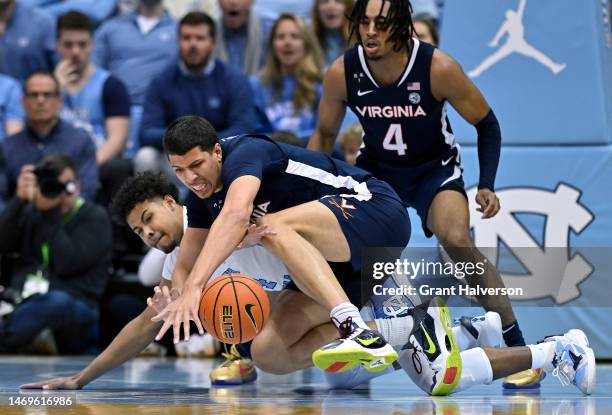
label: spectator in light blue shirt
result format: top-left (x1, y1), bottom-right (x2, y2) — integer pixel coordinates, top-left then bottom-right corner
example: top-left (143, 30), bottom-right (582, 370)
top-left (0, 73), bottom-right (24, 140)
top-left (250, 13), bottom-right (324, 142)
top-left (92, 0), bottom-right (177, 156)
top-left (19, 0), bottom-right (117, 26)
top-left (0, 0), bottom-right (56, 82)
top-left (215, 0), bottom-right (273, 76)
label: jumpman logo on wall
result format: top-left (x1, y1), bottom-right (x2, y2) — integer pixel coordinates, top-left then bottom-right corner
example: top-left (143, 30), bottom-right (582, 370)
top-left (468, 0), bottom-right (566, 78)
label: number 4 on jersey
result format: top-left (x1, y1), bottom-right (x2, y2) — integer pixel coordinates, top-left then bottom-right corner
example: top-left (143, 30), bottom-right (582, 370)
top-left (382, 124), bottom-right (407, 156)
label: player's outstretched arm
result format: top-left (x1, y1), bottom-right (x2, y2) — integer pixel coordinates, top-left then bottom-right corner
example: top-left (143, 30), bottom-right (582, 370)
top-left (20, 280), bottom-right (171, 390)
top-left (170, 227), bottom-right (209, 292)
top-left (308, 57), bottom-right (347, 155)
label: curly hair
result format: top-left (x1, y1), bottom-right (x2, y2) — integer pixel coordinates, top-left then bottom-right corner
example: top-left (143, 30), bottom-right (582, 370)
top-left (260, 13), bottom-right (324, 112)
top-left (348, 0), bottom-right (414, 53)
top-left (110, 171), bottom-right (179, 225)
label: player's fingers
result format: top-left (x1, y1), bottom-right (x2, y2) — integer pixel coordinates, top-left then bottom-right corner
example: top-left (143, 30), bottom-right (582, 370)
top-left (173, 315), bottom-right (182, 344)
top-left (155, 319), bottom-right (172, 341)
top-left (489, 198), bottom-right (501, 217)
top-left (482, 197), bottom-right (497, 218)
top-left (151, 307), bottom-right (169, 322)
top-left (20, 381), bottom-right (46, 389)
top-left (161, 285), bottom-right (173, 304)
top-left (192, 308), bottom-right (205, 335)
top-left (170, 288), bottom-right (180, 301)
top-left (182, 315), bottom-right (190, 342)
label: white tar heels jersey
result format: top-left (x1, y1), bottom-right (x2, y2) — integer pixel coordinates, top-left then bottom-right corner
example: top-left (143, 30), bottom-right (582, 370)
top-left (162, 208), bottom-right (291, 291)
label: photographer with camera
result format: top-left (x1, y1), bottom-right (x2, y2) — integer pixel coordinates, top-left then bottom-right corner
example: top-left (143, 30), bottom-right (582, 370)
top-left (0, 71), bottom-right (98, 211)
top-left (0, 154), bottom-right (112, 354)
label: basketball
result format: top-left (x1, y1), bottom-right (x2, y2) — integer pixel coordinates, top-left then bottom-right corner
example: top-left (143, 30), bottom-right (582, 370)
top-left (199, 273), bottom-right (270, 344)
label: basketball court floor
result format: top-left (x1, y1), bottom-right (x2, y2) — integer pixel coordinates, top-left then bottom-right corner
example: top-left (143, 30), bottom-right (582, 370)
top-left (0, 356), bottom-right (609, 414)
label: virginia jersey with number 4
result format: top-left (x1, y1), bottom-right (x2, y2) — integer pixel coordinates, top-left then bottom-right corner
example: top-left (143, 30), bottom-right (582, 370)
top-left (344, 39), bottom-right (457, 166)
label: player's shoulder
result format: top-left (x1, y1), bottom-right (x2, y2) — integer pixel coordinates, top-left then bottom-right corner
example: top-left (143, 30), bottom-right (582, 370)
top-left (222, 134), bottom-right (278, 159)
top-left (322, 55), bottom-right (348, 99)
top-left (326, 55), bottom-right (346, 79)
top-left (430, 48), bottom-right (466, 90)
top-left (431, 48), bottom-right (463, 76)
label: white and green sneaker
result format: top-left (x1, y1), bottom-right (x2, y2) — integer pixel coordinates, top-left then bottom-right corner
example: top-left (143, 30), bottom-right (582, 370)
top-left (399, 296), bottom-right (462, 396)
top-left (312, 317), bottom-right (397, 374)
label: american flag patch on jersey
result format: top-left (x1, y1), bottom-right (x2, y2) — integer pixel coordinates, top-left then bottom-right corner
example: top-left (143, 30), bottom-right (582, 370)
top-left (407, 82), bottom-right (421, 91)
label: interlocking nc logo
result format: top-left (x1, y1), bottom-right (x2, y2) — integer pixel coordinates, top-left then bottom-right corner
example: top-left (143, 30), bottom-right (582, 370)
top-left (467, 184), bottom-right (593, 304)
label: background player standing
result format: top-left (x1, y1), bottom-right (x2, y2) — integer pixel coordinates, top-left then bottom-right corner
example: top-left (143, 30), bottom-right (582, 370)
top-left (307, 0), bottom-right (538, 388)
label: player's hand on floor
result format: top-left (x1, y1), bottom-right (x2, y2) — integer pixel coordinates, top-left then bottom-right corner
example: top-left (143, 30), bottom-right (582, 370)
top-left (475, 188), bottom-right (500, 218)
top-left (146, 285), bottom-right (179, 314)
top-left (237, 224), bottom-right (276, 249)
top-left (152, 282), bottom-right (204, 344)
top-left (20, 376), bottom-right (81, 390)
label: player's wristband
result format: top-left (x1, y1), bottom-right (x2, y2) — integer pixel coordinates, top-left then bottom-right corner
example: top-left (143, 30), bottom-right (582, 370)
top-left (476, 109), bottom-right (501, 191)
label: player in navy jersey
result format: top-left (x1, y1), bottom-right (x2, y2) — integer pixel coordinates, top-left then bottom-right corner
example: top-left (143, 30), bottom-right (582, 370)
top-left (308, 0), bottom-right (538, 388)
top-left (150, 115), bottom-right (419, 375)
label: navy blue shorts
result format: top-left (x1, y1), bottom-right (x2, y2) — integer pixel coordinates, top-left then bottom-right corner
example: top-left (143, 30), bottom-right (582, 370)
top-left (357, 147), bottom-right (467, 237)
top-left (318, 178), bottom-right (411, 271)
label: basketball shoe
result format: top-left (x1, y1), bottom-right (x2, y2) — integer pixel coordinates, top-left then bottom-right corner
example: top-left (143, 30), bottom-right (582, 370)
top-left (312, 317), bottom-right (398, 374)
top-left (399, 296), bottom-right (462, 396)
top-left (541, 329), bottom-right (596, 395)
top-left (454, 312), bottom-right (503, 349)
top-left (210, 344), bottom-right (257, 386)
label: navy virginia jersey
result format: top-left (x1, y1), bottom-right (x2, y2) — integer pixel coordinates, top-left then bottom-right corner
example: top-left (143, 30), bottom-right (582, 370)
top-left (344, 39), bottom-right (457, 166)
top-left (187, 134), bottom-right (378, 228)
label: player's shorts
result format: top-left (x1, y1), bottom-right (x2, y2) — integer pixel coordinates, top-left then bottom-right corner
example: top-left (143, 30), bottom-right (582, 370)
top-left (319, 178), bottom-right (411, 271)
top-left (357, 147), bottom-right (467, 237)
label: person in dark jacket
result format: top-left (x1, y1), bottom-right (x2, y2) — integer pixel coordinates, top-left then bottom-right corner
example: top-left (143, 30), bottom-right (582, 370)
top-left (0, 154), bottom-right (112, 354)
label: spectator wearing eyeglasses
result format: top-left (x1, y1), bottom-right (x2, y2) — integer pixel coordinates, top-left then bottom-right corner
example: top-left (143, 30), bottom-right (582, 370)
top-left (0, 71), bottom-right (98, 211)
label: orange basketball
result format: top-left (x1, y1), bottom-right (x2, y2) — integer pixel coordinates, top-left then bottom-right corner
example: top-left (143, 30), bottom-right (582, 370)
top-left (199, 273), bottom-right (270, 344)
